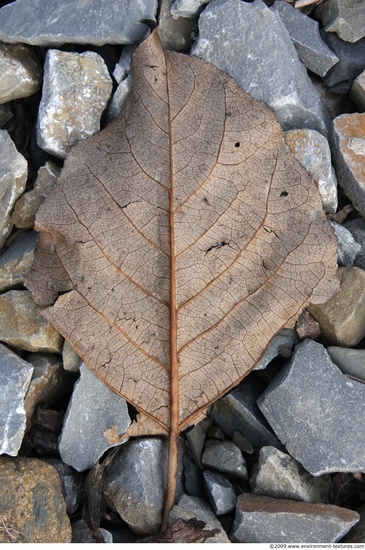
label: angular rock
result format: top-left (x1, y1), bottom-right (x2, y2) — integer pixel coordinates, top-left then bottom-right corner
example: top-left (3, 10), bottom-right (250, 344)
top-left (169, 494), bottom-right (231, 543)
top-left (230, 493), bottom-right (359, 543)
top-left (45, 458), bottom-right (83, 516)
top-left (59, 363), bottom-right (130, 472)
top-left (0, 457), bottom-right (71, 543)
top-left (284, 129), bottom-right (338, 213)
top-left (186, 417), bottom-right (212, 467)
top-left (183, 453), bottom-right (203, 498)
top-left (107, 74), bottom-right (132, 123)
top-left (254, 328), bottom-right (298, 371)
top-left (250, 446), bottom-right (331, 503)
top-left (343, 503), bottom-right (365, 543)
top-left (209, 373), bottom-right (283, 451)
top-left (0, 290), bottom-right (63, 353)
top-left (0, 104), bottom-right (12, 127)
top-left (104, 437), bottom-right (183, 535)
top-left (0, 43), bottom-right (41, 104)
top-left (331, 221), bottom-right (361, 265)
top-left (0, 344), bottom-right (33, 456)
top-left (24, 353), bottom-right (75, 431)
top-left (327, 346), bottom-right (365, 382)
top-left (71, 520), bottom-right (113, 543)
top-left (0, 0), bottom-right (158, 46)
top-left (62, 339), bottom-right (82, 373)
top-left (351, 69), bottom-right (365, 111)
top-left (171, 0), bottom-right (211, 19)
top-left (11, 161), bottom-right (60, 229)
top-left (271, 1), bottom-right (338, 77)
top-left (258, 339), bottom-right (365, 475)
top-left (191, 0), bottom-right (330, 135)
top-left (158, 0), bottom-right (196, 51)
top-left (232, 432), bottom-right (254, 454)
top-left (202, 470), bottom-right (236, 515)
top-left (308, 267), bottom-right (365, 347)
top-left (344, 217), bottom-right (365, 270)
top-left (37, 49), bottom-right (112, 159)
top-left (315, 0), bottom-right (365, 44)
top-left (333, 113), bottom-right (365, 218)
top-left (202, 440), bottom-right (248, 479)
top-left (112, 46), bottom-right (135, 84)
top-left (0, 130), bottom-right (27, 249)
top-left (320, 31), bottom-right (365, 93)
top-left (0, 231), bottom-right (37, 292)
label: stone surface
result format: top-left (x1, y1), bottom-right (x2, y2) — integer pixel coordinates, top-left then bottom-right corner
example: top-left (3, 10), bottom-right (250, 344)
top-left (0, 43), bottom-right (41, 104)
top-left (0, 231), bottom-right (37, 292)
top-left (71, 520), bottom-right (113, 543)
top-left (0, 457), bottom-right (71, 542)
top-left (0, 343), bottom-right (33, 456)
top-left (0, 0), bottom-right (158, 46)
top-left (59, 362), bottom-right (130, 472)
top-left (250, 446), bottom-right (331, 503)
top-left (171, 0), bottom-right (211, 18)
top-left (37, 49), bottom-right (112, 159)
top-left (344, 217), bottom-right (365, 270)
top-left (104, 437), bottom-right (183, 535)
top-left (11, 161), bottom-right (60, 229)
top-left (107, 74), bottom-right (132, 123)
top-left (230, 493), bottom-right (359, 543)
top-left (45, 458), bottom-right (83, 516)
top-left (169, 494), bottom-right (231, 543)
top-left (209, 373), bottom-right (283, 451)
top-left (62, 339), bottom-right (82, 373)
top-left (272, 1), bottom-right (338, 77)
top-left (258, 339), bottom-right (365, 475)
top-left (254, 328), bottom-right (298, 371)
top-left (315, 0), bottom-right (365, 44)
top-left (321, 31), bottom-right (365, 94)
top-left (327, 346), bottom-right (365, 382)
top-left (24, 353), bottom-right (74, 431)
top-left (158, 0), bottom-right (196, 51)
top-left (333, 113), bottom-right (365, 218)
top-left (192, 0), bottom-right (330, 135)
top-left (308, 267), bottom-right (365, 347)
top-left (284, 129), bottom-right (338, 213)
top-left (202, 470), bottom-right (236, 515)
top-left (202, 440), bottom-right (248, 479)
top-left (0, 130), bottom-right (28, 249)
top-left (112, 46), bottom-right (135, 84)
top-left (331, 221), bottom-right (361, 265)
top-left (0, 104), bottom-right (12, 127)
top-left (186, 418), bottom-right (212, 467)
top-left (351, 70), bottom-right (365, 111)
top-left (343, 503), bottom-right (365, 543)
top-left (0, 290), bottom-right (63, 353)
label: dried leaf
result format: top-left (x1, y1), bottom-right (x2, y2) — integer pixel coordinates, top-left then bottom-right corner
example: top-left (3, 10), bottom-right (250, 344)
top-left (26, 30), bottom-right (338, 526)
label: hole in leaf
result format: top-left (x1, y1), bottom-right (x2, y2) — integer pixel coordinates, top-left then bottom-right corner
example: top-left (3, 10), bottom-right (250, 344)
top-left (205, 240), bottom-right (230, 255)
top-left (235, 142), bottom-right (240, 148)
top-left (280, 190), bottom-right (289, 197)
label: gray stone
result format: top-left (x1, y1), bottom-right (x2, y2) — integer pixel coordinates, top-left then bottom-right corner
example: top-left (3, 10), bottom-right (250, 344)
top-left (0, 43), bottom-right (41, 104)
top-left (0, 343), bottom-right (33, 456)
top-left (202, 440), bottom-right (248, 479)
top-left (59, 363), bottom-right (130, 472)
top-left (0, 231), bottom-right (37, 292)
top-left (0, 130), bottom-right (28, 249)
top-left (183, 453), bottom-right (203, 498)
top-left (327, 346), bottom-right (365, 382)
top-left (320, 30), bottom-right (365, 93)
top-left (107, 74), bottom-right (132, 123)
top-left (192, 0), bottom-right (330, 136)
top-left (284, 129), bottom-right (338, 213)
top-left (104, 437), bottom-right (184, 535)
top-left (271, 1), bottom-right (338, 77)
top-left (343, 503), bottom-right (365, 543)
top-left (202, 470), bottom-right (236, 515)
top-left (308, 267), bottom-right (365, 347)
top-left (24, 353), bottom-right (74, 431)
top-left (186, 418), bottom-right (212, 467)
top-left (44, 458), bottom-right (83, 516)
top-left (344, 217), bottom-right (365, 270)
top-left (250, 446), bottom-right (331, 503)
top-left (258, 339), bottom-right (365, 475)
top-left (37, 49), bottom-right (112, 159)
top-left (62, 340), bottom-right (82, 373)
top-left (351, 69), bottom-right (365, 111)
top-left (255, 328), bottom-right (298, 370)
top-left (112, 46), bottom-right (135, 84)
top-left (0, 0), bottom-right (158, 46)
top-left (72, 520), bottom-right (113, 543)
top-left (315, 0), bottom-right (365, 44)
top-left (232, 432), bottom-right (254, 454)
top-left (171, 0), bottom-right (211, 18)
top-left (331, 221), bottom-right (361, 266)
top-left (11, 161), bottom-right (60, 229)
top-left (169, 494), bottom-right (231, 543)
top-left (209, 373), bottom-right (283, 451)
top-left (158, 0), bottom-right (196, 51)
top-left (333, 113), bottom-right (365, 218)
top-left (0, 104), bottom-right (12, 127)
top-left (230, 493), bottom-right (359, 543)
top-left (0, 290), bottom-right (63, 353)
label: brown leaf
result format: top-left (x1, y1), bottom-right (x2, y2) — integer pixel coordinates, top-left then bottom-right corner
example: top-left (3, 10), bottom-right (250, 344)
top-left (26, 30), bottom-right (338, 526)
top-left (140, 517), bottom-right (220, 543)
